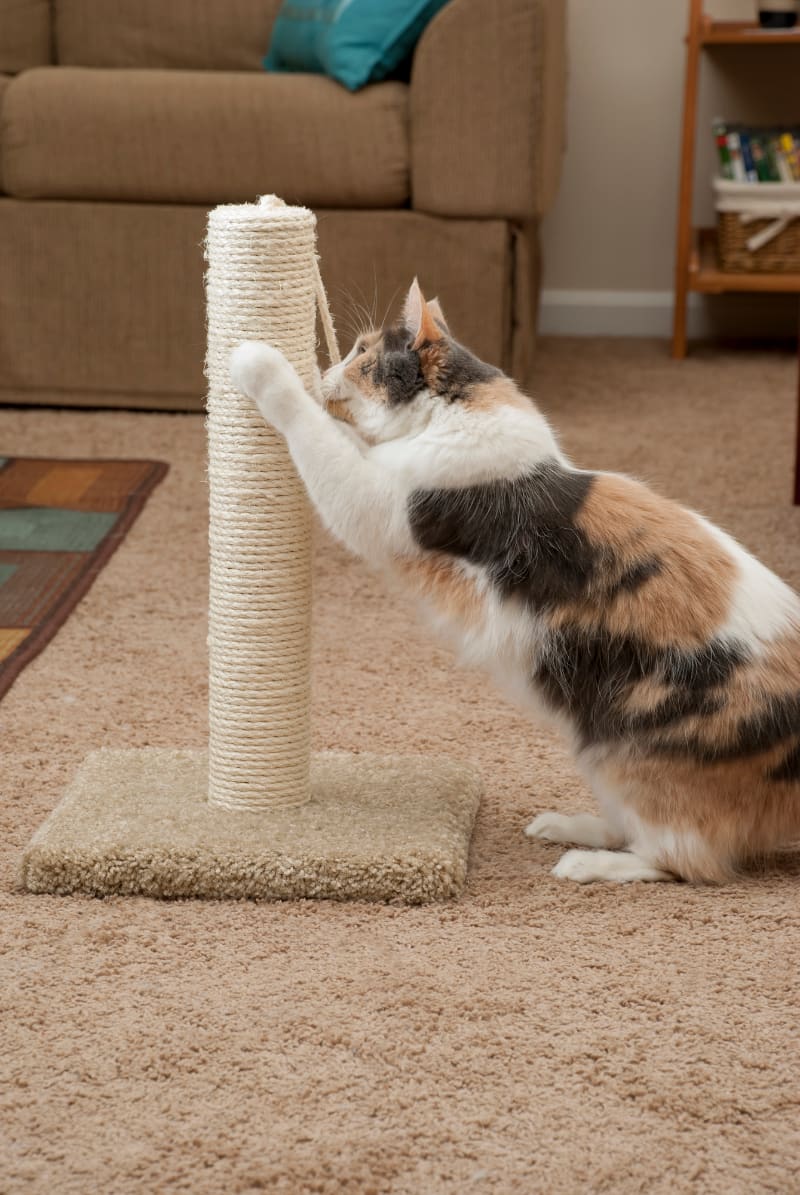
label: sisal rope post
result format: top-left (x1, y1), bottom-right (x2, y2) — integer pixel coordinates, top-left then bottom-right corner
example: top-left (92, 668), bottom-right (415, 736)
top-left (205, 196), bottom-right (325, 812)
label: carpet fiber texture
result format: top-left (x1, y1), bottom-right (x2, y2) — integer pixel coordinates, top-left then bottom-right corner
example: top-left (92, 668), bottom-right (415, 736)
top-left (0, 456), bottom-right (166, 699)
top-left (1, 339), bottom-right (799, 1193)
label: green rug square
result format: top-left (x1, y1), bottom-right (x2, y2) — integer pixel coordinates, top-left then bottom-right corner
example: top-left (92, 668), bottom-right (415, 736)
top-left (0, 508), bottom-right (117, 552)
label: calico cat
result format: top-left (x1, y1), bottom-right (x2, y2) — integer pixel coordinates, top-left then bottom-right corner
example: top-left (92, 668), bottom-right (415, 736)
top-left (230, 279), bottom-right (800, 884)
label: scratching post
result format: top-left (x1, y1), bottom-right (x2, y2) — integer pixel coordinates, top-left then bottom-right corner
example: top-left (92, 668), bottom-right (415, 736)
top-left (206, 199), bottom-right (315, 812)
top-left (19, 197), bottom-right (482, 904)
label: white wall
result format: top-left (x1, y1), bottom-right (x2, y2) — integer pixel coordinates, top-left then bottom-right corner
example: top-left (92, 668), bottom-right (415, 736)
top-left (539, 0), bottom-right (799, 337)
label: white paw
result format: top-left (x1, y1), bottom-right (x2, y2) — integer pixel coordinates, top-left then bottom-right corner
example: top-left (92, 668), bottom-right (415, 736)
top-left (552, 849), bottom-right (602, 883)
top-left (552, 848), bottom-right (673, 884)
top-left (229, 342), bottom-right (303, 431)
top-left (526, 811), bottom-right (622, 849)
top-left (525, 812), bottom-right (571, 843)
top-left (229, 341), bottom-right (281, 396)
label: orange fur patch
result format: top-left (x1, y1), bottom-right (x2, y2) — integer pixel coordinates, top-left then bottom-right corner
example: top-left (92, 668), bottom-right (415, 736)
top-left (343, 351), bottom-right (386, 404)
top-left (326, 398), bottom-right (356, 426)
top-left (623, 676), bottom-right (676, 717)
top-left (752, 629), bottom-right (800, 693)
top-left (418, 341), bottom-right (447, 390)
top-left (395, 554), bottom-right (485, 628)
top-left (597, 744), bottom-right (800, 881)
top-left (467, 378), bottom-right (532, 413)
top-left (427, 297), bottom-right (449, 334)
top-left (412, 301), bottom-right (443, 351)
top-left (558, 473), bottom-right (736, 646)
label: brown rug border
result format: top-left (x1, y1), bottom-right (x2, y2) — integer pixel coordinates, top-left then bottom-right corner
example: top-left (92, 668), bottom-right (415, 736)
top-left (0, 457), bottom-right (169, 701)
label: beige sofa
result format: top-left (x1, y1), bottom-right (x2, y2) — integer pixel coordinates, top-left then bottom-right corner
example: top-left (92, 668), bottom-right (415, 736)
top-left (0, 0), bottom-right (566, 411)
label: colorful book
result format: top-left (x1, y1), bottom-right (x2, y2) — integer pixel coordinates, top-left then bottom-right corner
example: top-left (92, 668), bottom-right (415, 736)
top-left (779, 132), bottom-right (800, 180)
top-left (773, 134), bottom-right (794, 182)
top-left (764, 136), bottom-right (783, 182)
top-left (713, 121), bottom-right (734, 179)
top-left (713, 120), bottom-right (800, 184)
top-left (726, 131), bottom-right (747, 182)
top-left (738, 131), bottom-right (759, 183)
top-left (748, 133), bottom-right (773, 183)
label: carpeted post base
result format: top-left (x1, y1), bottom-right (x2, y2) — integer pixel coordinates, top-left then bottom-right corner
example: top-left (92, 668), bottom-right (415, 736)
top-left (19, 748), bottom-right (482, 903)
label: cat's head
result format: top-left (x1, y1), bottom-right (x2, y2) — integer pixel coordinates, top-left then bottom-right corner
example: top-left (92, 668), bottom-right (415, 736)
top-left (321, 279), bottom-right (502, 442)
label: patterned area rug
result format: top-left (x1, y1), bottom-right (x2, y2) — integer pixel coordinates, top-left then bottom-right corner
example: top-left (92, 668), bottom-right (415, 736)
top-left (0, 456), bottom-right (167, 700)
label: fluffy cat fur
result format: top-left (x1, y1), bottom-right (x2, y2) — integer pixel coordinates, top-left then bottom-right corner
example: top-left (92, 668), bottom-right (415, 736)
top-left (230, 279), bottom-right (800, 885)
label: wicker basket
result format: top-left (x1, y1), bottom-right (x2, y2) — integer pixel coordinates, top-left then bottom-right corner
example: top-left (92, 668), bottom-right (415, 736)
top-left (714, 179), bottom-right (800, 273)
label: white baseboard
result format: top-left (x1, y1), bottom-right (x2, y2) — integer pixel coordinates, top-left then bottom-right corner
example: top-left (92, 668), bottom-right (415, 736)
top-left (539, 288), bottom-right (798, 339)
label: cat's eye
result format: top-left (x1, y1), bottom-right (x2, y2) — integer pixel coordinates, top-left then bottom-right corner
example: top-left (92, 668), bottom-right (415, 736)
top-left (356, 340), bottom-right (368, 354)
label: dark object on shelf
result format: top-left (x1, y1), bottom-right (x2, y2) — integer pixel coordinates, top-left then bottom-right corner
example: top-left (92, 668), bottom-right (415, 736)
top-left (758, 4), bottom-right (797, 29)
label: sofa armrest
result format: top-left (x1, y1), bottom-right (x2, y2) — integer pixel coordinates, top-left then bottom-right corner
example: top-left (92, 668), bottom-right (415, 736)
top-left (410, 0), bottom-right (566, 222)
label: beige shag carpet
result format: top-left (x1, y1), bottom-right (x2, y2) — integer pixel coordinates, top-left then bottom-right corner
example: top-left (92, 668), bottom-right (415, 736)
top-left (2, 339), bottom-right (799, 1194)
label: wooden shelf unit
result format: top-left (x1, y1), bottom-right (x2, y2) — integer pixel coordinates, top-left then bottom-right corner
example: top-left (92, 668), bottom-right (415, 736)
top-left (700, 17), bottom-right (800, 43)
top-left (672, 1), bottom-right (800, 502)
top-left (672, 0), bottom-right (800, 359)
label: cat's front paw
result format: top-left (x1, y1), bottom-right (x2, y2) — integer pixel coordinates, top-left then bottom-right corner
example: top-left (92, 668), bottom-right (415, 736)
top-left (230, 341), bottom-right (282, 398)
top-left (552, 849), bottom-right (602, 883)
top-left (229, 342), bottom-right (304, 432)
top-left (552, 848), bottom-right (672, 884)
top-left (525, 812), bottom-right (568, 843)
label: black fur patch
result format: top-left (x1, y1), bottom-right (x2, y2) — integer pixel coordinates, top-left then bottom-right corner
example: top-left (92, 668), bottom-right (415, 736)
top-left (536, 622), bottom-right (800, 772)
top-left (371, 324), bottom-right (500, 406)
top-left (769, 738), bottom-right (800, 781)
top-left (655, 691), bottom-right (800, 765)
top-left (429, 341), bottom-right (501, 402)
top-left (409, 461), bottom-right (599, 609)
top-left (371, 327), bottom-right (425, 407)
top-left (535, 627), bottom-right (745, 749)
top-left (611, 558), bottom-right (663, 595)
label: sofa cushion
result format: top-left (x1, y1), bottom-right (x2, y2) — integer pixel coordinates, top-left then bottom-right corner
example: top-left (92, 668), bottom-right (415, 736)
top-left (0, 0), bottom-right (51, 73)
top-left (55, 0), bottom-right (282, 70)
top-left (2, 68), bottom-right (409, 206)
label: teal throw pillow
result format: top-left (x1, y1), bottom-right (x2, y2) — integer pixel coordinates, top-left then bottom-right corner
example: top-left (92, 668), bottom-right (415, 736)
top-left (265, 0), bottom-right (452, 92)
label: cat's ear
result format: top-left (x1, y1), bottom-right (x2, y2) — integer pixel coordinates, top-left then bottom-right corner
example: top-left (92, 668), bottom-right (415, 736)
top-left (402, 277), bottom-right (425, 334)
top-left (427, 297), bottom-right (449, 335)
top-left (403, 278), bottom-right (444, 350)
